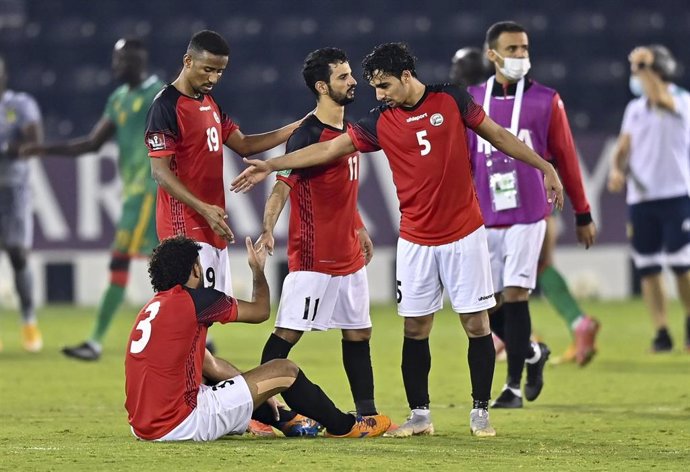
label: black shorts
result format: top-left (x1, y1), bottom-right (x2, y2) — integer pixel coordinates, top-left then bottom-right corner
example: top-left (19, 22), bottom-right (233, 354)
top-left (629, 196), bottom-right (690, 276)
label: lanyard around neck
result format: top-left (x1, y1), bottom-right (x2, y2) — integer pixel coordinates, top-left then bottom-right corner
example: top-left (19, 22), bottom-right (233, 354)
top-left (479, 75), bottom-right (525, 157)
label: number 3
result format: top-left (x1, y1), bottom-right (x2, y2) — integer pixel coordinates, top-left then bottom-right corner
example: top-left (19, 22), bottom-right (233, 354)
top-left (129, 301), bottom-right (161, 354)
top-left (416, 130), bottom-right (431, 156)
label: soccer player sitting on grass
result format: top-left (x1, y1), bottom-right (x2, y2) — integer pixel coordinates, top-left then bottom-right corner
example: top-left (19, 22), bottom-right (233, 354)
top-left (124, 235), bottom-right (391, 441)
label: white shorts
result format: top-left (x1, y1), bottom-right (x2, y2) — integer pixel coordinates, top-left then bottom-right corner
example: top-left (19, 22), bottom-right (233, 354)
top-left (153, 375), bottom-right (254, 442)
top-left (396, 226), bottom-right (495, 316)
top-left (275, 266), bottom-right (371, 331)
top-left (487, 220), bottom-right (547, 292)
top-left (198, 242), bottom-right (233, 296)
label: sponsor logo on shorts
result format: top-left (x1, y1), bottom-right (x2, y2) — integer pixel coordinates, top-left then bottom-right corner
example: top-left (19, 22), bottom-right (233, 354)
top-left (430, 113), bottom-right (444, 126)
top-left (478, 294), bottom-right (493, 302)
top-left (147, 133), bottom-right (166, 151)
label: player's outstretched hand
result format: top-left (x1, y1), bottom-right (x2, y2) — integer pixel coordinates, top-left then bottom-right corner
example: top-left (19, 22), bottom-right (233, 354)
top-left (254, 231), bottom-right (275, 256)
top-left (543, 165), bottom-right (564, 211)
top-left (231, 158), bottom-right (273, 193)
top-left (18, 143), bottom-right (43, 158)
top-left (202, 204), bottom-right (235, 243)
top-left (607, 168), bottom-right (626, 193)
top-left (246, 236), bottom-right (267, 272)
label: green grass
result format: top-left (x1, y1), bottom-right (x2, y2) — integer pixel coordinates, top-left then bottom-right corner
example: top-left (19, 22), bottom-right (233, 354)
top-left (1, 299), bottom-right (689, 471)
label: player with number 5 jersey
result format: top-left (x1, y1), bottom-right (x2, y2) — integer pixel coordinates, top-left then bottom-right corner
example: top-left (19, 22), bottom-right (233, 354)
top-left (145, 30), bottom-right (304, 295)
top-left (232, 43), bottom-right (565, 437)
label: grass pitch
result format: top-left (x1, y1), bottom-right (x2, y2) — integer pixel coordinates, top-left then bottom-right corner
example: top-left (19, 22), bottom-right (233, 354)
top-left (1, 299), bottom-right (689, 471)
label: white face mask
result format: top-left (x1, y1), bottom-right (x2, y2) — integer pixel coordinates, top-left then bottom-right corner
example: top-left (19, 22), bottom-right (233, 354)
top-left (629, 75), bottom-right (644, 97)
top-left (493, 50), bottom-right (531, 81)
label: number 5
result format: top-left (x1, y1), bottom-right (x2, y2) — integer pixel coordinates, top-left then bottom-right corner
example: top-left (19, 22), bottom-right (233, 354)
top-left (130, 301), bottom-right (161, 354)
top-left (416, 130), bottom-right (431, 156)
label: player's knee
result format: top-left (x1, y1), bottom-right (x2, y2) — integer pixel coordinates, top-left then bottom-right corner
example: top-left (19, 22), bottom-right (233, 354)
top-left (462, 312), bottom-right (491, 337)
top-left (268, 358), bottom-right (299, 380)
top-left (6, 247), bottom-right (28, 271)
top-left (342, 327), bottom-right (371, 342)
top-left (403, 317), bottom-right (432, 339)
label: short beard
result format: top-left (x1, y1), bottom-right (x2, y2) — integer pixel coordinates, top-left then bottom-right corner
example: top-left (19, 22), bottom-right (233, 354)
top-left (328, 86), bottom-right (355, 106)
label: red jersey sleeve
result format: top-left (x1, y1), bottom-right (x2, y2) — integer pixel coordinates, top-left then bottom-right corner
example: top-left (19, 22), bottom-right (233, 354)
top-left (276, 123), bottom-right (320, 187)
top-left (349, 108), bottom-right (382, 153)
top-left (354, 210), bottom-right (364, 230)
top-left (442, 84), bottom-right (486, 130)
top-left (217, 104), bottom-right (240, 142)
top-left (184, 287), bottom-right (238, 326)
top-left (145, 87), bottom-right (179, 158)
top-left (546, 93), bottom-right (591, 215)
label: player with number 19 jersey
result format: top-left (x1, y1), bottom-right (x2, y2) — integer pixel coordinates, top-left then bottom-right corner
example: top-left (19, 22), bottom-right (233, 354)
top-left (348, 84), bottom-right (486, 246)
top-left (125, 285), bottom-right (238, 440)
top-left (145, 85), bottom-right (239, 249)
top-left (277, 115), bottom-right (364, 276)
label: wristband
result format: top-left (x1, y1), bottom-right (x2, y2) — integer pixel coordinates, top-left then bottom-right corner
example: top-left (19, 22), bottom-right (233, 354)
top-left (575, 212), bottom-right (593, 226)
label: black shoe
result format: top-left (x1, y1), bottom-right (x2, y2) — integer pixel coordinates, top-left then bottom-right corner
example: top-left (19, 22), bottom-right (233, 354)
top-left (652, 329), bottom-right (673, 352)
top-left (491, 387), bottom-right (523, 409)
top-left (206, 339), bottom-right (217, 355)
top-left (62, 342), bottom-right (100, 361)
top-left (525, 342), bottom-right (550, 401)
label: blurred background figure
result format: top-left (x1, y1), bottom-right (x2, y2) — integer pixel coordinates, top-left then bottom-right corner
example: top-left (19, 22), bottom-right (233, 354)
top-left (608, 44), bottom-right (690, 353)
top-left (0, 55), bottom-right (44, 352)
top-left (449, 46), bottom-right (492, 87)
top-left (21, 39), bottom-right (164, 361)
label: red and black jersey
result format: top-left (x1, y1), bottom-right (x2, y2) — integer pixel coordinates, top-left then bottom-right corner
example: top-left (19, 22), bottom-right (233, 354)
top-left (124, 285), bottom-right (238, 440)
top-left (276, 115), bottom-right (365, 275)
top-left (348, 84), bottom-right (485, 246)
top-left (145, 85), bottom-right (239, 249)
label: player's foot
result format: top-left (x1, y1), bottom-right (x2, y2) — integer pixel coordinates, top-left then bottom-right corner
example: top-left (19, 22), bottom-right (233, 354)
top-left (525, 342), bottom-right (550, 401)
top-left (278, 414), bottom-right (320, 437)
top-left (61, 341), bottom-right (101, 361)
top-left (651, 329), bottom-right (673, 353)
top-left (470, 408), bottom-right (496, 437)
top-left (552, 342), bottom-right (576, 364)
top-left (384, 410), bottom-right (434, 437)
top-left (246, 419), bottom-right (276, 437)
top-left (325, 414), bottom-right (391, 438)
top-left (21, 323), bottom-right (43, 353)
top-left (492, 333), bottom-right (506, 362)
top-left (574, 315), bottom-right (600, 366)
top-left (491, 386), bottom-right (523, 409)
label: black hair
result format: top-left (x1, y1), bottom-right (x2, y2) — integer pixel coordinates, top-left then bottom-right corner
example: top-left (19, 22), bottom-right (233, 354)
top-left (302, 47), bottom-right (349, 96)
top-left (485, 21), bottom-right (527, 49)
top-left (648, 44), bottom-right (678, 81)
top-left (188, 30), bottom-right (230, 56)
top-left (450, 47), bottom-right (491, 87)
top-left (148, 236), bottom-right (201, 292)
top-left (361, 42), bottom-right (417, 82)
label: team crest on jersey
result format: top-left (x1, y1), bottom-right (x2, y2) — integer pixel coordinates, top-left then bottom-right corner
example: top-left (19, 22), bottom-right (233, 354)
top-left (213, 111), bottom-right (221, 124)
top-left (147, 133), bottom-right (166, 151)
top-left (430, 113), bottom-right (444, 126)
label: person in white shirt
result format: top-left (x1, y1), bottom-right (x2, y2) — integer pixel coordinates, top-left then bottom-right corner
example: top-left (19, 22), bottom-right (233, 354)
top-left (609, 44), bottom-right (690, 353)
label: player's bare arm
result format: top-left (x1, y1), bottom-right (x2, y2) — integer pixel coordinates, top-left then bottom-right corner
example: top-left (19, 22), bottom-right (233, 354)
top-left (608, 133), bottom-right (631, 193)
top-left (20, 117), bottom-right (115, 157)
top-left (236, 237), bottom-right (270, 323)
top-left (224, 118), bottom-right (304, 157)
top-left (230, 133), bottom-right (356, 193)
top-left (255, 180), bottom-right (291, 256)
top-left (10, 119), bottom-right (43, 158)
top-left (474, 115), bottom-right (564, 210)
top-left (151, 156), bottom-right (235, 242)
top-left (202, 348), bottom-right (242, 381)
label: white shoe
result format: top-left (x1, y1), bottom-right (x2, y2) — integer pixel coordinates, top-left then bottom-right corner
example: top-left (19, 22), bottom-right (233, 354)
top-left (384, 410), bottom-right (434, 437)
top-left (470, 408), bottom-right (496, 437)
